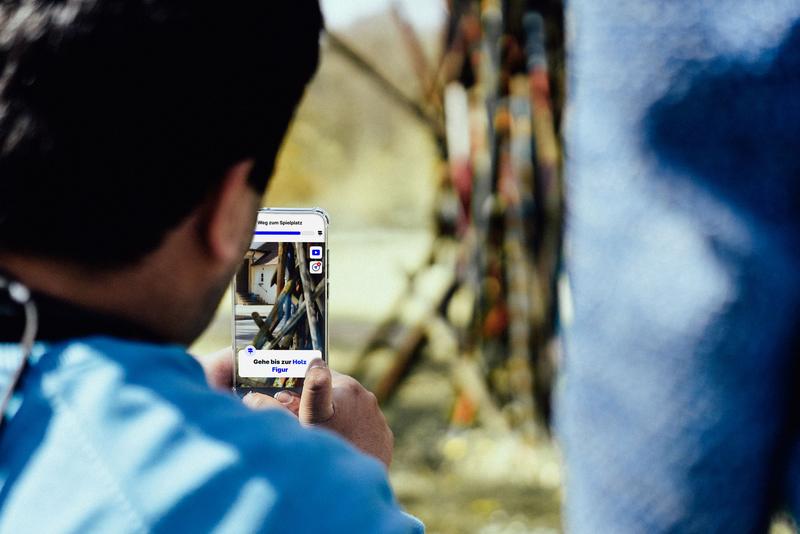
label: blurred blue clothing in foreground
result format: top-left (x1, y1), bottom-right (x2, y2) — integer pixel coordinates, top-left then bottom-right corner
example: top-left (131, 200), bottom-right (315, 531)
top-left (558, 0), bottom-right (800, 531)
top-left (0, 337), bottom-right (422, 533)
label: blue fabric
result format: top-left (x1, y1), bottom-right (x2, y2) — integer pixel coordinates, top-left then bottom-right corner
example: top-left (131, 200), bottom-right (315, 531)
top-left (0, 337), bottom-right (423, 533)
top-left (558, 1), bottom-right (800, 531)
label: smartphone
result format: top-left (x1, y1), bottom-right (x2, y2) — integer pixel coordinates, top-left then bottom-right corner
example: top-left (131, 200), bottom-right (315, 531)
top-left (231, 207), bottom-right (329, 397)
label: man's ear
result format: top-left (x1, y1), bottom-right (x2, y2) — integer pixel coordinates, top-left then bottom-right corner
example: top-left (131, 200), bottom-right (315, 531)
top-left (203, 159), bottom-right (259, 263)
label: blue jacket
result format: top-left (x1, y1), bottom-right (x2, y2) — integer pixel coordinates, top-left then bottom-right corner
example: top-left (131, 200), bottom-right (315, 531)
top-left (0, 337), bottom-right (422, 533)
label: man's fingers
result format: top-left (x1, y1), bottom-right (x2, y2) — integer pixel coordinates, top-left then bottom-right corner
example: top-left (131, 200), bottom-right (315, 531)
top-left (243, 392), bottom-right (289, 411)
top-left (208, 354), bottom-right (233, 390)
top-left (299, 359), bottom-right (334, 424)
top-left (197, 347), bottom-right (233, 391)
top-left (330, 369), bottom-right (350, 385)
top-left (274, 390), bottom-right (301, 415)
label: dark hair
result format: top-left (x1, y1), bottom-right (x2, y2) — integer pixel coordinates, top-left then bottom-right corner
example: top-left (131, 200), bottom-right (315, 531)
top-left (0, 1), bottom-right (322, 267)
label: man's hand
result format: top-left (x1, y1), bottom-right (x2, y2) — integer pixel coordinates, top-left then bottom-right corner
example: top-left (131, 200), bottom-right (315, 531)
top-left (197, 349), bottom-right (393, 466)
top-left (195, 347), bottom-right (291, 411)
top-left (247, 359), bottom-right (394, 468)
top-left (196, 347), bottom-right (235, 391)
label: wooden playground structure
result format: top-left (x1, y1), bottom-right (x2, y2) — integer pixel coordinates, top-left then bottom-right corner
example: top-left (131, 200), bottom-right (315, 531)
top-left (329, 0), bottom-right (565, 438)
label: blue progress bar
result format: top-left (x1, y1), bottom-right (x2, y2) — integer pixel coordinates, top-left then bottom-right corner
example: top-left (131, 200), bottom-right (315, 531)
top-left (254, 231), bottom-right (301, 235)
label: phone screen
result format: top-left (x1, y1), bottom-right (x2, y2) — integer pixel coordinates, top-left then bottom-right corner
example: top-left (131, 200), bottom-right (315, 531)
top-left (232, 208), bottom-right (328, 395)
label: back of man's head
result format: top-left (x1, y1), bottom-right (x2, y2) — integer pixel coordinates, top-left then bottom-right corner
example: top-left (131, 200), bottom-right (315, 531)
top-left (0, 1), bottom-right (322, 268)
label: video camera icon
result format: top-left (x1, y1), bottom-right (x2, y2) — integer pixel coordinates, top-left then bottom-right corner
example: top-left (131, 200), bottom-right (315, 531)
top-left (309, 260), bottom-right (323, 274)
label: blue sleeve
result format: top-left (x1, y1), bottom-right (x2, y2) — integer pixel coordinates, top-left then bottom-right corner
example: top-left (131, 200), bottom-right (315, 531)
top-left (149, 408), bottom-right (425, 534)
top-left (558, 1), bottom-right (800, 531)
top-left (42, 338), bottom-right (424, 533)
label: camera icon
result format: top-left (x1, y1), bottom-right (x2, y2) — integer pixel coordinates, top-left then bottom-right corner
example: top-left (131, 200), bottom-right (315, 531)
top-left (309, 246), bottom-right (323, 259)
top-left (309, 260), bottom-right (323, 274)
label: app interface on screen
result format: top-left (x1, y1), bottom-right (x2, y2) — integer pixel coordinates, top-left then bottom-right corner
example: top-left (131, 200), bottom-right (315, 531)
top-left (233, 211), bottom-right (326, 391)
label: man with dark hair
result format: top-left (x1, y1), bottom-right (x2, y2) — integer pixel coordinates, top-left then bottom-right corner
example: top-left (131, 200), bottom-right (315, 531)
top-left (0, 1), bottom-right (422, 531)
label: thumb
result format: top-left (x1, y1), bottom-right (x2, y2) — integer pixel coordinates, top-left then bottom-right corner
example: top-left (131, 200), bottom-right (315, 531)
top-left (299, 359), bottom-right (334, 425)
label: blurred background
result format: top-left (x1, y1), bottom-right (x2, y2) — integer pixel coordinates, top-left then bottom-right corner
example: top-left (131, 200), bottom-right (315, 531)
top-left (193, 1), bottom-right (565, 532)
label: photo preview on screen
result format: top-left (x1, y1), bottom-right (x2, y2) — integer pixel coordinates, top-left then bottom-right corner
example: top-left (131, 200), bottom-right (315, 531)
top-left (232, 209), bottom-right (327, 393)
